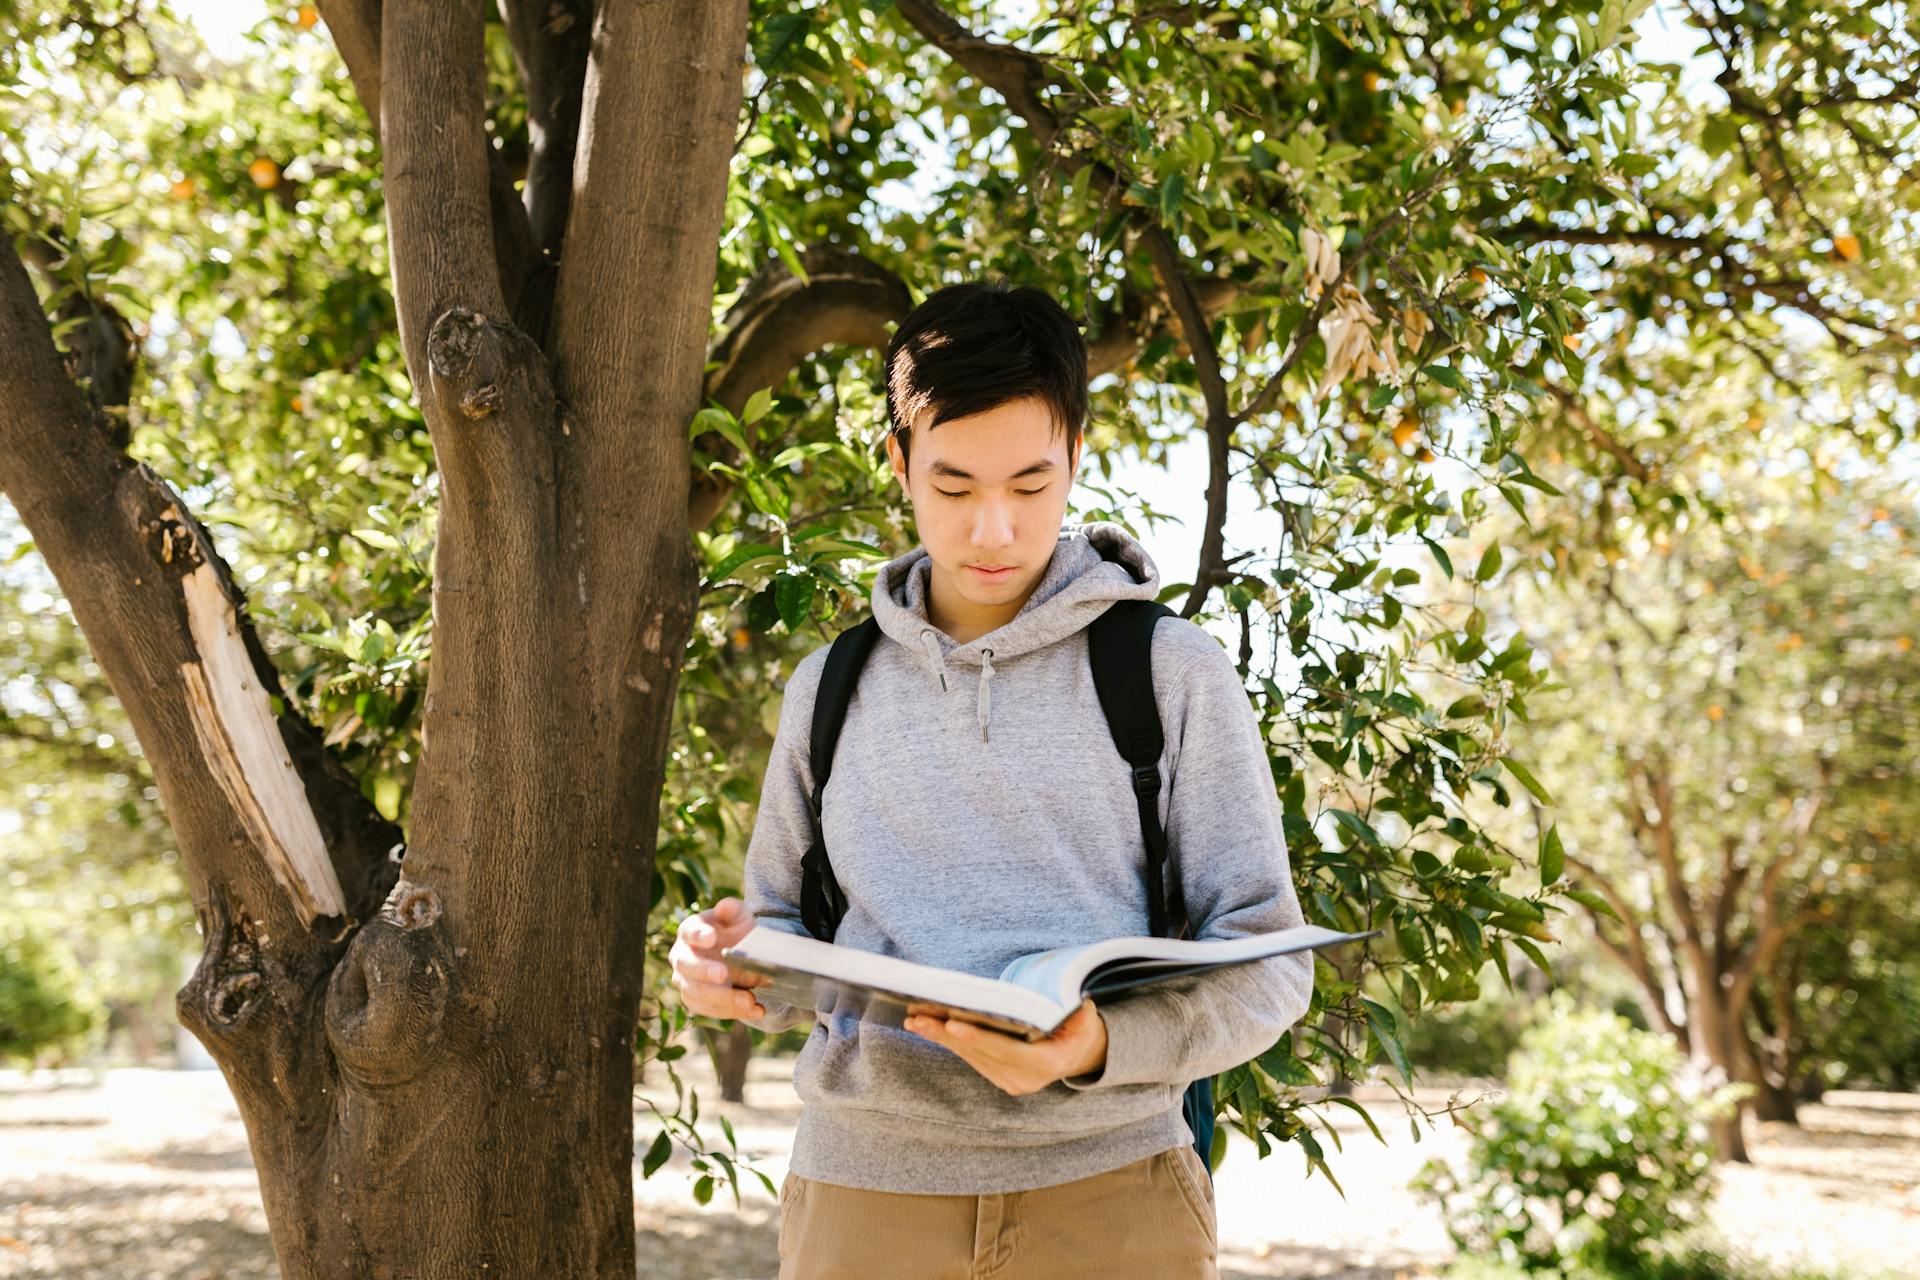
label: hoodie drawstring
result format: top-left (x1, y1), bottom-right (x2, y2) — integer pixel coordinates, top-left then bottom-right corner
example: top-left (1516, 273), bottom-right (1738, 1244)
top-left (977, 649), bottom-right (994, 743)
top-left (920, 628), bottom-right (996, 743)
top-left (918, 628), bottom-right (949, 692)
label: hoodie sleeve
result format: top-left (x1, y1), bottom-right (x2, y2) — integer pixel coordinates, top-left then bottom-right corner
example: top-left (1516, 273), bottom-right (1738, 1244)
top-left (1060, 628), bottom-right (1315, 1090)
top-left (735, 647), bottom-right (831, 1036)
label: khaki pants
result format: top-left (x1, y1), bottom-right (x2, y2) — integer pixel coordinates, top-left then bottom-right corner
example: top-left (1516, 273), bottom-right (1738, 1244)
top-left (776, 1146), bottom-right (1218, 1279)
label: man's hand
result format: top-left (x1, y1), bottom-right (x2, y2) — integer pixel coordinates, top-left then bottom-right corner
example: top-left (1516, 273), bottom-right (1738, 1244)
top-left (668, 896), bottom-right (771, 1021)
top-left (906, 997), bottom-right (1108, 1096)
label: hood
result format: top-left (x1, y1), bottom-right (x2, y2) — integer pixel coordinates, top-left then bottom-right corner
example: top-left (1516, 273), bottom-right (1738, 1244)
top-left (869, 520), bottom-right (1163, 743)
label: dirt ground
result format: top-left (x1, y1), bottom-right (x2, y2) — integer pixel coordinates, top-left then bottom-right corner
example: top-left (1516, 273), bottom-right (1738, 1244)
top-left (3, 1055), bottom-right (1914, 1280)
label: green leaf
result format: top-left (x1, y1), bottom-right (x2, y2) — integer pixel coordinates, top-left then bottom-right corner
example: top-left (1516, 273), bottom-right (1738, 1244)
top-left (1420, 535), bottom-right (1453, 579)
top-left (752, 204), bottom-right (809, 285)
top-left (641, 1129), bottom-right (672, 1179)
top-left (693, 1174), bottom-right (713, 1205)
top-left (1362, 998), bottom-right (1412, 1086)
top-left (1160, 172), bottom-right (1186, 222)
top-left (775, 572), bottom-right (816, 631)
top-left (1500, 756), bottom-right (1554, 803)
top-left (1328, 808), bottom-right (1382, 849)
top-left (1539, 823), bottom-right (1565, 886)
top-left (1323, 1093), bottom-right (1386, 1146)
top-left (1512, 935), bottom-right (1554, 981)
top-left (742, 387), bottom-right (776, 427)
top-left (1565, 887), bottom-right (1619, 921)
top-left (754, 12), bottom-right (811, 75)
top-left (1420, 363), bottom-right (1465, 390)
top-left (690, 406), bottom-right (747, 455)
top-left (707, 543), bottom-right (783, 581)
top-left (1473, 543), bottom-right (1502, 582)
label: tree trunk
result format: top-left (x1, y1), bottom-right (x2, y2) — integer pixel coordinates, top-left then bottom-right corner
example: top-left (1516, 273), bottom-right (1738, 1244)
top-left (0, 3), bottom-right (751, 1275)
top-left (703, 1021), bottom-right (755, 1103)
top-left (1685, 961), bottom-right (1751, 1163)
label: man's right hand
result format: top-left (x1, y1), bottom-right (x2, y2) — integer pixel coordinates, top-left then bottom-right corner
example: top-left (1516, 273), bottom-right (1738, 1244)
top-left (669, 896), bottom-right (769, 1020)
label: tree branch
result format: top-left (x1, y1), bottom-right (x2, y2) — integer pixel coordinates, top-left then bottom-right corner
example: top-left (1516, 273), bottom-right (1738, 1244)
top-left (0, 239), bottom-right (400, 960)
top-left (317, 0), bottom-right (536, 322)
top-left (1563, 850), bottom-right (1686, 1042)
top-left (379, 0), bottom-right (507, 402)
top-left (1547, 383), bottom-right (1653, 483)
top-left (690, 245), bottom-right (912, 528)
top-left (498, 0), bottom-right (593, 261)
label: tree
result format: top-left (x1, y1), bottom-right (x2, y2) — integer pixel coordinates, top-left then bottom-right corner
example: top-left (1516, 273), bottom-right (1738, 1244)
top-left (3, 1), bottom-right (1914, 1274)
top-left (1500, 449), bottom-right (1920, 1160)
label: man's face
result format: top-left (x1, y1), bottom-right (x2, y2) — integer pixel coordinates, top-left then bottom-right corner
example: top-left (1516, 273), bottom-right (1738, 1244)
top-left (887, 394), bottom-right (1080, 630)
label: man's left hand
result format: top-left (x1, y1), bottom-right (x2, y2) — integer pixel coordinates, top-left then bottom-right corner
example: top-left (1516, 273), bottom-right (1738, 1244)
top-left (905, 997), bottom-right (1107, 1096)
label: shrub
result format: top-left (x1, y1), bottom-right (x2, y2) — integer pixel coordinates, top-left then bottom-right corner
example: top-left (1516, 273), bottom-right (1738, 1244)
top-left (1413, 994), bottom-right (1745, 1272)
top-left (0, 929), bottom-right (95, 1064)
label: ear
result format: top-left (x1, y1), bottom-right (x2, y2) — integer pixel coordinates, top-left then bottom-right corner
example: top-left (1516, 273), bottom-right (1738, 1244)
top-left (885, 429), bottom-right (909, 489)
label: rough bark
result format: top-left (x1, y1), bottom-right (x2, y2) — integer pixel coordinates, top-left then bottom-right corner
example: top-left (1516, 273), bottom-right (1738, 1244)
top-left (5, 2), bottom-right (749, 1276)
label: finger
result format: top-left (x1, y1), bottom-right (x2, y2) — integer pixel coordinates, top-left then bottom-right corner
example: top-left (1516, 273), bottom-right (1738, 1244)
top-left (679, 977), bottom-right (765, 1018)
top-left (688, 903), bottom-right (755, 949)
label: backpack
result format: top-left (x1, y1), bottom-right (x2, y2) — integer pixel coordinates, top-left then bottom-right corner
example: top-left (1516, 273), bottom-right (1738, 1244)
top-left (792, 593), bottom-right (1218, 1183)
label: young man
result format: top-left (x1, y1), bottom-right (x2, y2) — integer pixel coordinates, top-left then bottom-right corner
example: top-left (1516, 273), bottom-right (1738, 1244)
top-left (670, 281), bottom-right (1314, 1278)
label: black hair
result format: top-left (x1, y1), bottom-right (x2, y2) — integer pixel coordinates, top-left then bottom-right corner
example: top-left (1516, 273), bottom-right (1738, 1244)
top-left (883, 279), bottom-right (1088, 472)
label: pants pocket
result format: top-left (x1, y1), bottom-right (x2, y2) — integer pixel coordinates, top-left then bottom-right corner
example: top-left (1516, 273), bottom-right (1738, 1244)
top-left (1162, 1147), bottom-right (1217, 1249)
top-left (777, 1169), bottom-right (808, 1260)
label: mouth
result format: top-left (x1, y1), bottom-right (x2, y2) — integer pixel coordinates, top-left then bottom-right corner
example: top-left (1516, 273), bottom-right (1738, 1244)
top-left (967, 564), bottom-right (1016, 579)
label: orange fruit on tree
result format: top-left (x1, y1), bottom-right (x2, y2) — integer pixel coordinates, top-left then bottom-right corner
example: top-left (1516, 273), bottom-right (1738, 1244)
top-left (1391, 422), bottom-right (1418, 450)
top-left (1469, 267), bottom-right (1488, 285)
top-left (295, 5), bottom-right (319, 28)
top-left (1832, 234), bottom-right (1861, 262)
top-left (168, 176), bottom-right (197, 200)
top-left (248, 156), bottom-right (282, 188)
top-left (1414, 446), bottom-right (1436, 463)
top-left (1364, 70), bottom-right (1384, 91)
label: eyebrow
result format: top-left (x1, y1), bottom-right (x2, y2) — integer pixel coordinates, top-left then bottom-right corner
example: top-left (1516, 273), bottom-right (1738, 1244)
top-left (927, 459), bottom-right (1058, 481)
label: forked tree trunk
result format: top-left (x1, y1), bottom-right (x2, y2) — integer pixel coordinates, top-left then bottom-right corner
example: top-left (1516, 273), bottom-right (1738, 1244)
top-left (0, 3), bottom-right (749, 1275)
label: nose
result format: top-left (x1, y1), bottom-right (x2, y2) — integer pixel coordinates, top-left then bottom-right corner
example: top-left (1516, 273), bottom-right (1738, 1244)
top-left (970, 494), bottom-right (1015, 549)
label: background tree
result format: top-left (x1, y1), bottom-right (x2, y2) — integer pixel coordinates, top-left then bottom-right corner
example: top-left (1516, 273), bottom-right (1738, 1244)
top-left (1496, 445), bottom-right (1920, 1160)
top-left (2, 1), bottom-right (1915, 1276)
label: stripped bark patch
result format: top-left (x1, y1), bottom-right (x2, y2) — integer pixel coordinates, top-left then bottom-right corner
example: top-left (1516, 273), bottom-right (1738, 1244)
top-left (179, 562), bottom-right (349, 928)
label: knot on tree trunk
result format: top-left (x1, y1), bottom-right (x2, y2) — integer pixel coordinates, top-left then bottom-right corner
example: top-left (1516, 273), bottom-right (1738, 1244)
top-left (425, 307), bottom-right (552, 424)
top-left (324, 877), bottom-right (456, 1087)
top-left (177, 888), bottom-right (268, 1036)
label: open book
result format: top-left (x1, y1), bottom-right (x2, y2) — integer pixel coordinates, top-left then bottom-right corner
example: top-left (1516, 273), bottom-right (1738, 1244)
top-left (722, 923), bottom-right (1377, 1041)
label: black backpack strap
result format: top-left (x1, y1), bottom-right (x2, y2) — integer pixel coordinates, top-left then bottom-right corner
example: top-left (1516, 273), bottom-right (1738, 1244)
top-left (799, 616), bottom-right (882, 941)
top-left (1087, 598), bottom-right (1191, 941)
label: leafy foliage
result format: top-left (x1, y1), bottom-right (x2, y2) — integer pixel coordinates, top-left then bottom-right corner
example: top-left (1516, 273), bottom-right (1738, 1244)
top-left (2, 0), bottom-right (1916, 1208)
top-left (0, 927), bottom-right (95, 1063)
top-left (1414, 995), bottom-right (1744, 1271)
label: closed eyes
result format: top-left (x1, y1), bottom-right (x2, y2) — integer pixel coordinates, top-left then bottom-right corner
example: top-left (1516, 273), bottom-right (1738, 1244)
top-left (935, 487), bottom-right (1049, 499)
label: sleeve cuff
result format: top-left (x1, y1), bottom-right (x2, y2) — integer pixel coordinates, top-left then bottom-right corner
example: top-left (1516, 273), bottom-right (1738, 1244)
top-left (1058, 991), bottom-right (1190, 1090)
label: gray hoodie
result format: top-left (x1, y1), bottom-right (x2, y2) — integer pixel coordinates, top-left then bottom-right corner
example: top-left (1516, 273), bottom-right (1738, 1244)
top-left (740, 521), bottom-right (1315, 1194)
